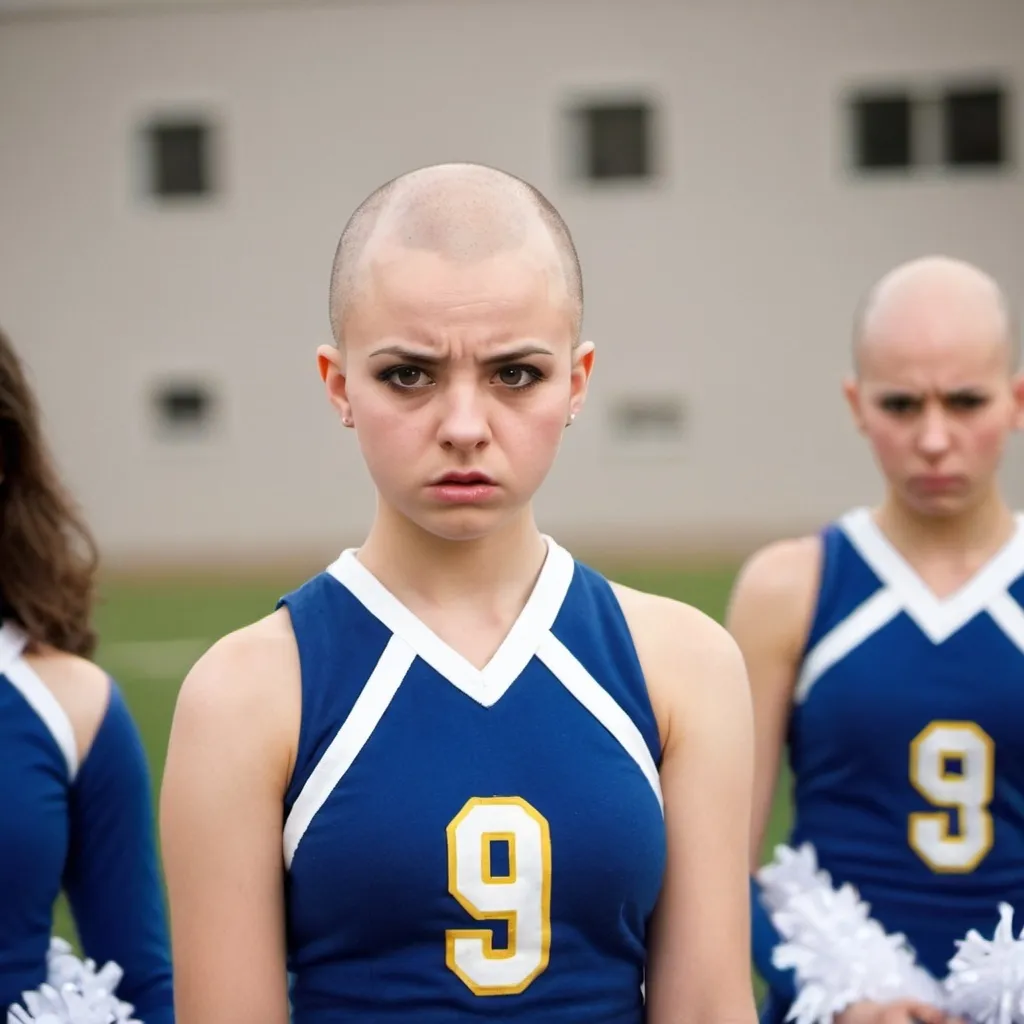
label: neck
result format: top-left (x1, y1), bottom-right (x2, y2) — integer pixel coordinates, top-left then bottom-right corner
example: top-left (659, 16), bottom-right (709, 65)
top-left (874, 487), bottom-right (1016, 561)
top-left (356, 503), bottom-right (549, 606)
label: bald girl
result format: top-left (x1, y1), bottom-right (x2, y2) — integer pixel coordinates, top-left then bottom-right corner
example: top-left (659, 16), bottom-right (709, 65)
top-left (730, 255), bottom-right (1024, 1024)
top-left (160, 162), bottom-right (759, 1024)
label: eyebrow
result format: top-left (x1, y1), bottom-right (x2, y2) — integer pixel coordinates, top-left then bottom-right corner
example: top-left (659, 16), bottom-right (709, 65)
top-left (368, 343), bottom-right (555, 364)
top-left (874, 386), bottom-right (990, 400)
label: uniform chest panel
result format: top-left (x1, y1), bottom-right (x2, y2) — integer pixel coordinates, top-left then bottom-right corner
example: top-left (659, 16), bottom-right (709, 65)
top-left (287, 660), bottom-right (666, 994)
top-left (798, 615), bottom-right (1024, 762)
top-left (279, 541), bottom-right (666, 1019)
top-left (792, 510), bottom-right (1024, 882)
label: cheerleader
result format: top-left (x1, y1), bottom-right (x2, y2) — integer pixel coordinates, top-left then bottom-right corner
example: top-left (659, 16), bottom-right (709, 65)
top-left (0, 328), bottom-right (173, 1024)
top-left (160, 162), bottom-right (758, 1024)
top-left (731, 257), bottom-right (1024, 1024)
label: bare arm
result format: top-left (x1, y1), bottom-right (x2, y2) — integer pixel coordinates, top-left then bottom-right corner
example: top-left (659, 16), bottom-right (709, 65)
top-left (159, 612), bottom-right (300, 1024)
top-left (618, 588), bottom-right (758, 1024)
top-left (724, 538), bottom-right (820, 868)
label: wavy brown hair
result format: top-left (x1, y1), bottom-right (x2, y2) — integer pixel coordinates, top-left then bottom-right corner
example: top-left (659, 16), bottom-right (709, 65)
top-left (0, 327), bottom-right (98, 657)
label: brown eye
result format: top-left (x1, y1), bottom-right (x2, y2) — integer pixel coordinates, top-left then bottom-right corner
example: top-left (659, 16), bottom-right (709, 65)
top-left (946, 392), bottom-right (988, 411)
top-left (879, 395), bottom-right (921, 416)
top-left (495, 366), bottom-right (543, 389)
top-left (378, 365), bottom-right (433, 390)
top-left (396, 367), bottom-right (424, 387)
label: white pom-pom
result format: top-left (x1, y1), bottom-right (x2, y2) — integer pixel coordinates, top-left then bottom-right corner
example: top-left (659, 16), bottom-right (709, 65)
top-left (757, 845), bottom-right (942, 1024)
top-left (8, 983), bottom-right (112, 1024)
top-left (44, 941), bottom-right (132, 1021)
top-left (945, 903), bottom-right (1024, 1024)
top-left (6, 940), bottom-right (139, 1024)
top-left (757, 843), bottom-right (836, 914)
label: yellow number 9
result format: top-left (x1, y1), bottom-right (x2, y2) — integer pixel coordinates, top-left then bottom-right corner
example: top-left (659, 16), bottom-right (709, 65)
top-left (909, 721), bottom-right (994, 873)
top-left (446, 797), bottom-right (552, 996)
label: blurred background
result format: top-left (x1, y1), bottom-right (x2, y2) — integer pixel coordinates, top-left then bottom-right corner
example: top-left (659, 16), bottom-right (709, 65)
top-left (0, 0), bottom-right (1020, 971)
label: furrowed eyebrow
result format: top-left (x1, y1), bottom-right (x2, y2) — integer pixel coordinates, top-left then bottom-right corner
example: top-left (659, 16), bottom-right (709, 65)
top-left (943, 387), bottom-right (988, 398)
top-left (479, 345), bottom-right (554, 365)
top-left (368, 345), bottom-right (441, 364)
top-left (875, 387), bottom-right (989, 400)
top-left (367, 344), bottom-right (555, 365)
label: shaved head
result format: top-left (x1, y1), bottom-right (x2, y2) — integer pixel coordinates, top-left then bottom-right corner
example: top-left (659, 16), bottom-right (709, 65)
top-left (853, 255), bottom-right (1018, 374)
top-left (329, 162), bottom-right (583, 345)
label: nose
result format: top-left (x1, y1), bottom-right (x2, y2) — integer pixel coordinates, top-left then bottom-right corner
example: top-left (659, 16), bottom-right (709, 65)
top-left (917, 405), bottom-right (952, 459)
top-left (436, 381), bottom-right (491, 452)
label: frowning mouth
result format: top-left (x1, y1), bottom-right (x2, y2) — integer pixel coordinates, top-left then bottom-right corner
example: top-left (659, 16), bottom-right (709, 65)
top-left (911, 474), bottom-right (967, 494)
top-left (432, 471), bottom-right (495, 486)
top-left (427, 471), bottom-right (498, 504)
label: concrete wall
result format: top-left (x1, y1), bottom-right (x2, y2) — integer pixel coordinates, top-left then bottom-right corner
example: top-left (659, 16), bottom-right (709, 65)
top-left (1, 0), bottom-right (1021, 568)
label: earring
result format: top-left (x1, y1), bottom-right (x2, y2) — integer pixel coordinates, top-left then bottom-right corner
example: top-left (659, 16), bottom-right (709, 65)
top-left (342, 416), bottom-right (353, 427)
top-left (566, 412), bottom-right (576, 427)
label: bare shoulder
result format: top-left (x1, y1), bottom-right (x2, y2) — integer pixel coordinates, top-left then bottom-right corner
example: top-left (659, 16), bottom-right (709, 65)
top-left (725, 534), bottom-right (822, 656)
top-left (612, 583), bottom-right (741, 672)
top-left (169, 607), bottom-right (301, 788)
top-left (176, 607), bottom-right (299, 714)
top-left (23, 647), bottom-right (112, 761)
top-left (729, 534), bottom-right (822, 614)
top-left (611, 583), bottom-right (749, 750)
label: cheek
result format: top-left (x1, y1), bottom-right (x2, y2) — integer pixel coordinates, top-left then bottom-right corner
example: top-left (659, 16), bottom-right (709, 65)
top-left (349, 388), bottom-right (426, 472)
top-left (964, 414), bottom-right (1012, 464)
top-left (498, 400), bottom-right (566, 461)
top-left (863, 420), bottom-right (911, 472)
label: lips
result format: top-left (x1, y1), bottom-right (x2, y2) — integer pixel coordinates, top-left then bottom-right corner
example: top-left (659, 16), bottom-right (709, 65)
top-left (427, 471), bottom-right (498, 505)
top-left (912, 474), bottom-right (965, 493)
top-left (433, 472), bottom-right (495, 486)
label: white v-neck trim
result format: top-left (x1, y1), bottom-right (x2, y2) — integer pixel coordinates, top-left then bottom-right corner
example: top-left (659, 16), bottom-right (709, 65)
top-left (0, 619), bottom-right (27, 678)
top-left (839, 506), bottom-right (1024, 643)
top-left (325, 536), bottom-right (576, 707)
top-left (0, 621), bottom-right (79, 779)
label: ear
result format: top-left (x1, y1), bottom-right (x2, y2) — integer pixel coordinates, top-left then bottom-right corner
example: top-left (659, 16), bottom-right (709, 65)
top-left (1011, 371), bottom-right (1024, 431)
top-left (842, 375), bottom-right (868, 435)
top-left (317, 344), bottom-right (354, 427)
top-left (567, 341), bottom-right (596, 423)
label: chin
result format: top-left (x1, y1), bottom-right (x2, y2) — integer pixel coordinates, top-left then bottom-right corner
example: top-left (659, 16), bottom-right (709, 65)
top-left (903, 490), bottom-right (975, 519)
top-left (413, 506), bottom-right (514, 543)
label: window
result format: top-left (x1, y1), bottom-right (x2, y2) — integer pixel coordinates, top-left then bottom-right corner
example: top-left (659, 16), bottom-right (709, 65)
top-left (846, 79), bottom-right (1011, 176)
top-left (575, 101), bottom-right (655, 181)
top-left (943, 86), bottom-right (1007, 167)
top-left (152, 379), bottom-right (217, 437)
top-left (145, 119), bottom-right (213, 198)
top-left (851, 93), bottom-right (913, 170)
top-left (605, 394), bottom-right (686, 462)
top-left (609, 396), bottom-right (685, 439)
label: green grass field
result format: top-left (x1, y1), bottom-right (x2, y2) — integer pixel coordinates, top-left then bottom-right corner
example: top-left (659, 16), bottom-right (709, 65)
top-left (57, 562), bottom-right (791, 994)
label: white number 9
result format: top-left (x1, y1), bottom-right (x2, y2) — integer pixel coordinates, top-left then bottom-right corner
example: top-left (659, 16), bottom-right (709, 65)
top-left (909, 721), bottom-right (994, 873)
top-left (445, 796), bottom-right (552, 995)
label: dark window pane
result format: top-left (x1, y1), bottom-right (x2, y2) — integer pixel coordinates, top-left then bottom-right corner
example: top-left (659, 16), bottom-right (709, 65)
top-left (147, 121), bottom-right (212, 197)
top-left (943, 86), bottom-right (1006, 167)
top-left (579, 103), bottom-right (654, 180)
top-left (851, 94), bottom-right (913, 170)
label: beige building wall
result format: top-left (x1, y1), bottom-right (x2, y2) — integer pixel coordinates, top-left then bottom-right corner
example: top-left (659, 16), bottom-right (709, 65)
top-left (1, 0), bottom-right (1021, 568)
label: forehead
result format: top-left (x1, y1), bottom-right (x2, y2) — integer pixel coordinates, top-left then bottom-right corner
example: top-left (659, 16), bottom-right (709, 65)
top-left (858, 306), bottom-right (1010, 388)
top-left (347, 245), bottom-right (573, 348)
